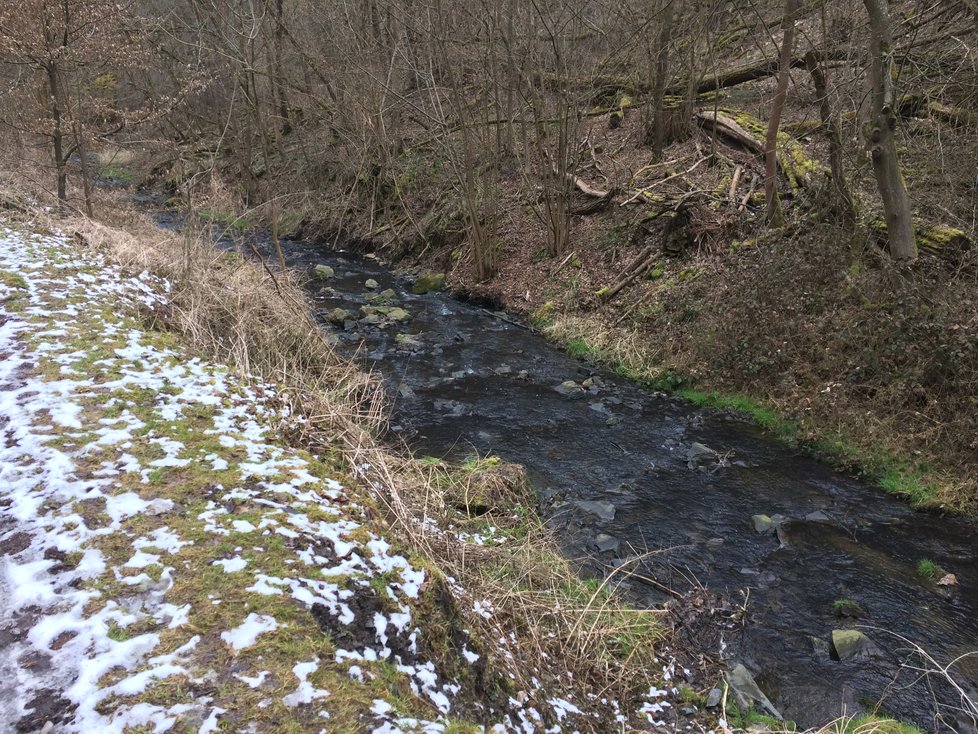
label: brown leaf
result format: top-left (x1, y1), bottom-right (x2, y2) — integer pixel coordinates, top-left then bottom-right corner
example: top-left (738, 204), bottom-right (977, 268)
top-left (937, 573), bottom-right (958, 586)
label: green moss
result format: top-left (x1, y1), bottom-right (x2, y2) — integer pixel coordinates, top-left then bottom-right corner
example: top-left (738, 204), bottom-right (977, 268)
top-left (845, 714), bottom-right (925, 734)
top-left (412, 272), bottom-right (446, 294)
top-left (832, 598), bottom-right (864, 617)
top-left (727, 703), bottom-right (795, 731)
top-left (530, 301), bottom-right (555, 327)
top-left (677, 686), bottom-right (703, 705)
top-left (721, 108), bottom-right (825, 191)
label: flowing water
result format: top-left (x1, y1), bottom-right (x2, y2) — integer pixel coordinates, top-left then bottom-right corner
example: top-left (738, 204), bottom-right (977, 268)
top-left (152, 208), bottom-right (978, 732)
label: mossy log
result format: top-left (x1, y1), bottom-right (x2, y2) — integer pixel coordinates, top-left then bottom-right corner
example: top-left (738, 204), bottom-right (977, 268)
top-left (870, 219), bottom-right (973, 259)
top-left (898, 94), bottom-right (978, 129)
top-left (695, 109), bottom-right (826, 192)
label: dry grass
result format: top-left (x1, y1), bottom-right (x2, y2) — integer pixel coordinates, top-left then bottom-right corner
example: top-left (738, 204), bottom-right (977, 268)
top-left (0, 182), bottom-right (667, 729)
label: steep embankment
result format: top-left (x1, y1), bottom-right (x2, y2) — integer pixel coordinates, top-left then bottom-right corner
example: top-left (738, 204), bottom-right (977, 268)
top-left (0, 219), bottom-right (679, 733)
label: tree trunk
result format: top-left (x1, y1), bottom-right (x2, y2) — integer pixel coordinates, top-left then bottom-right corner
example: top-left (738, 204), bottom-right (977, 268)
top-left (863, 0), bottom-right (916, 261)
top-left (764, 0), bottom-right (798, 227)
top-left (649, 0), bottom-right (674, 161)
top-left (805, 50), bottom-right (855, 223)
top-left (41, 9), bottom-right (68, 208)
top-left (48, 66), bottom-right (68, 207)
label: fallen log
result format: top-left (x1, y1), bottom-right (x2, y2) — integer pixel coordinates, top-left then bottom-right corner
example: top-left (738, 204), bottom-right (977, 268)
top-left (695, 109), bottom-right (827, 192)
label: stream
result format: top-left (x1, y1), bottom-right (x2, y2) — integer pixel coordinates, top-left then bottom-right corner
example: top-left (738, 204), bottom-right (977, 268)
top-left (151, 208), bottom-right (978, 732)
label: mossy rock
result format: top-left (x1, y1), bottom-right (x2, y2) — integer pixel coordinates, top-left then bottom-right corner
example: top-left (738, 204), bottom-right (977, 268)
top-left (412, 273), bottom-right (445, 294)
top-left (325, 307), bottom-right (353, 325)
top-left (395, 333), bottom-right (422, 347)
top-left (831, 629), bottom-right (871, 660)
top-left (368, 288), bottom-right (399, 305)
top-left (365, 278), bottom-right (380, 290)
top-left (360, 305), bottom-right (411, 323)
top-left (313, 264), bottom-right (334, 280)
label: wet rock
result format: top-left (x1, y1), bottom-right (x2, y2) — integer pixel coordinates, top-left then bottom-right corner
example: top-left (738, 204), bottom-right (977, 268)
top-left (495, 364), bottom-right (513, 376)
top-left (364, 278), bottom-right (380, 290)
top-left (831, 629), bottom-right (872, 660)
top-left (555, 380), bottom-right (585, 399)
top-left (833, 599), bottom-right (865, 619)
top-left (368, 288), bottom-right (398, 305)
top-left (394, 333), bottom-right (421, 348)
top-left (805, 510), bottom-right (831, 522)
top-left (594, 533), bottom-right (620, 552)
top-left (433, 399), bottom-right (468, 416)
top-left (326, 307), bottom-right (353, 324)
top-left (726, 663), bottom-right (782, 720)
top-left (605, 416), bottom-right (621, 427)
top-left (588, 402), bottom-right (609, 414)
top-left (752, 514), bottom-right (775, 534)
top-left (705, 688), bottom-right (723, 708)
top-left (752, 513), bottom-right (787, 535)
top-left (574, 500), bottom-right (616, 522)
top-left (705, 537), bottom-right (725, 550)
top-left (398, 383), bottom-right (415, 399)
top-left (687, 442), bottom-right (717, 469)
top-left (313, 264), bottom-right (334, 280)
top-left (412, 272), bottom-right (445, 294)
top-left (811, 636), bottom-right (832, 661)
top-left (360, 305), bottom-right (411, 323)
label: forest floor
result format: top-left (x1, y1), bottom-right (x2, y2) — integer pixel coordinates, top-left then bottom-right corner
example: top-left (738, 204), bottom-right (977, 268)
top-left (0, 217), bottom-right (693, 733)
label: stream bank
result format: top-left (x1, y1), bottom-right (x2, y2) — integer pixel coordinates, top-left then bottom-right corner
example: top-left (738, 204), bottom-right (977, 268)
top-left (155, 207), bottom-right (978, 733)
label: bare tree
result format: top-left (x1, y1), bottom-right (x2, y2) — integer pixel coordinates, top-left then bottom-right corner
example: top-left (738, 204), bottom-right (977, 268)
top-left (0, 1), bottom-right (140, 209)
top-left (863, 0), bottom-right (916, 260)
top-left (764, 0), bottom-right (799, 227)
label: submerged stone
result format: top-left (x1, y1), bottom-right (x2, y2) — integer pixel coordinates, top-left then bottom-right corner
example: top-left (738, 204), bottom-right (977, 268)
top-left (313, 264), bottom-right (334, 280)
top-left (368, 288), bottom-right (398, 305)
top-left (752, 514), bottom-right (775, 534)
top-left (326, 307), bottom-right (353, 324)
top-left (555, 380), bottom-right (585, 398)
top-left (395, 333), bottom-right (421, 348)
top-left (359, 305), bottom-right (411, 322)
top-left (811, 636), bottom-right (832, 660)
top-left (574, 500), bottom-right (616, 522)
top-left (726, 663), bottom-right (782, 720)
top-left (365, 278), bottom-right (380, 290)
top-left (594, 533), bottom-right (620, 552)
top-left (412, 272), bottom-right (445, 294)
